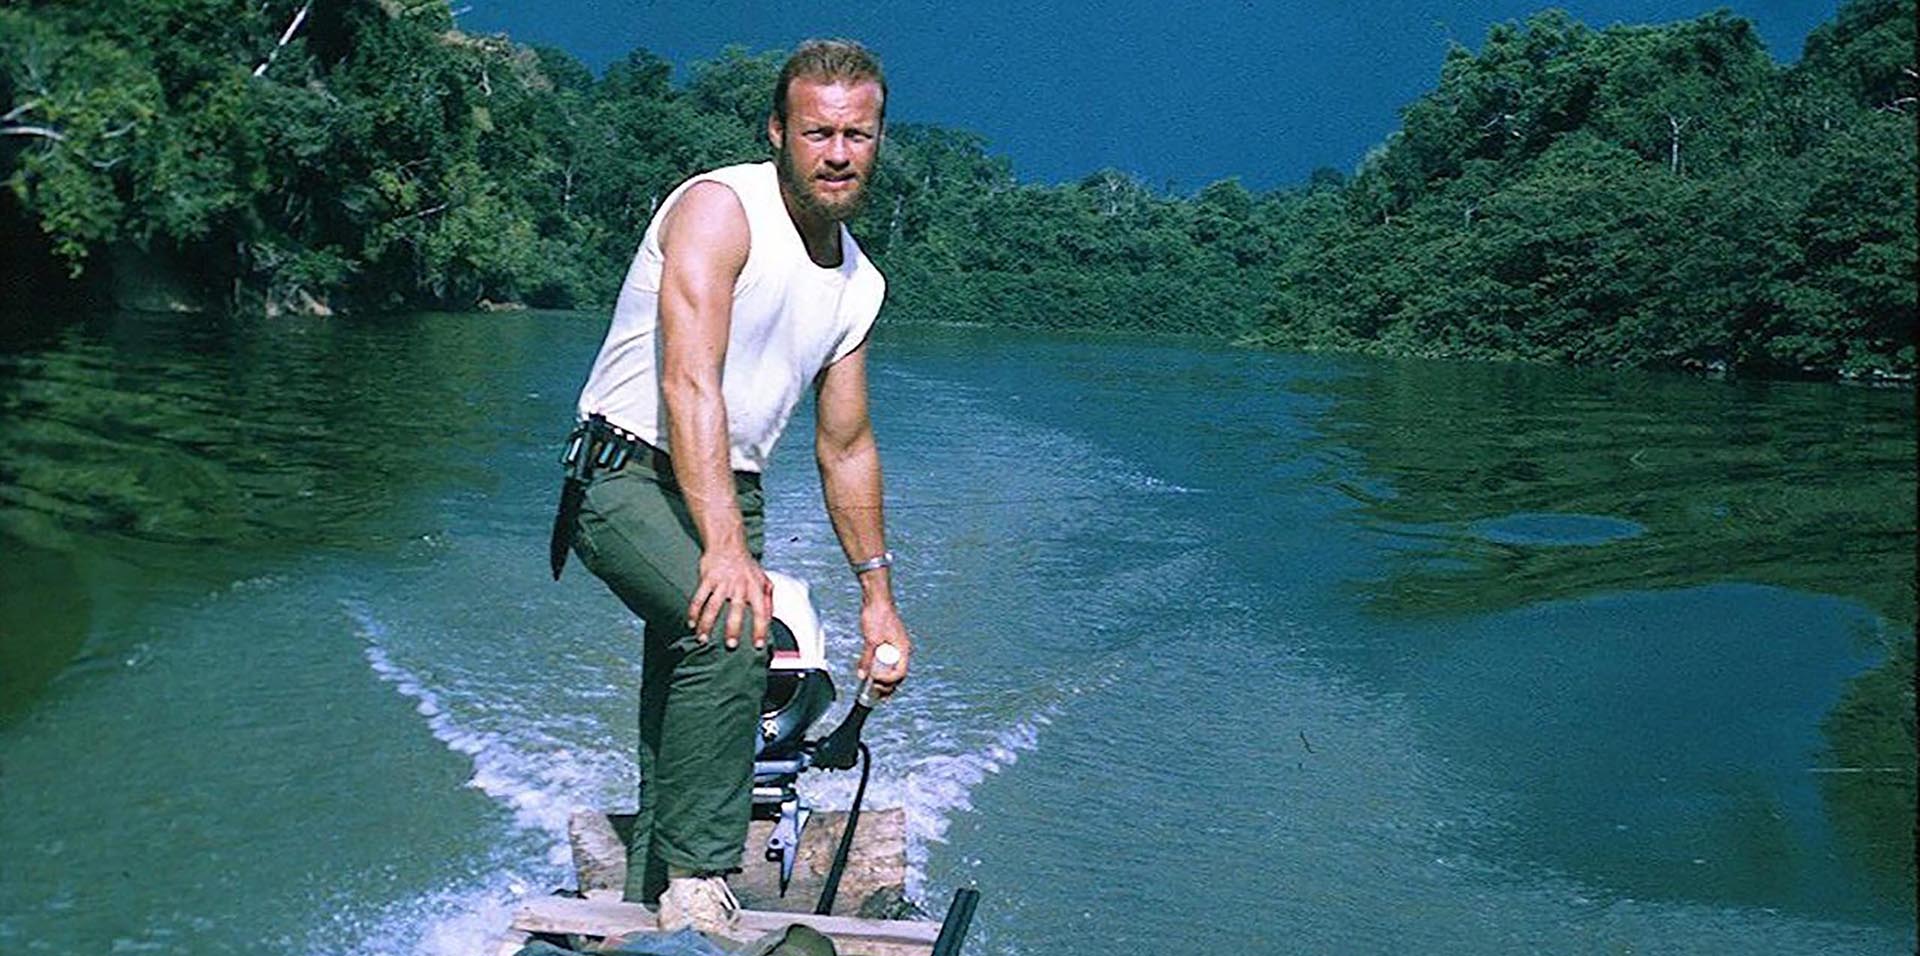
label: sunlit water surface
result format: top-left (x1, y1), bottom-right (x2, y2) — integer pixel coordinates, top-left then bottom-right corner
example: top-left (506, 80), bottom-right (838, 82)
top-left (0, 312), bottom-right (1911, 955)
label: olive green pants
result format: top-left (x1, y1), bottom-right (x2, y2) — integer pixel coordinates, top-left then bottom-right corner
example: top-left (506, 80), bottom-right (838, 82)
top-left (571, 457), bottom-right (768, 903)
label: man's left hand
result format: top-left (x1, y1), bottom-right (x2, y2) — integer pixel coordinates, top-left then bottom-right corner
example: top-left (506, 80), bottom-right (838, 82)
top-left (855, 602), bottom-right (912, 699)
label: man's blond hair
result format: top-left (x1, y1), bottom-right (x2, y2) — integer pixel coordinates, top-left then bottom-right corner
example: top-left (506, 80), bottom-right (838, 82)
top-left (771, 39), bottom-right (887, 125)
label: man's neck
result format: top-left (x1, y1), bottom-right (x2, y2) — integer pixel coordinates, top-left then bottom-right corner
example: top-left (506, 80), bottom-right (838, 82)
top-left (778, 183), bottom-right (843, 268)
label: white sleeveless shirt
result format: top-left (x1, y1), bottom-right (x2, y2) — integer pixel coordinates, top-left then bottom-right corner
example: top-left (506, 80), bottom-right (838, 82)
top-left (575, 162), bottom-right (886, 474)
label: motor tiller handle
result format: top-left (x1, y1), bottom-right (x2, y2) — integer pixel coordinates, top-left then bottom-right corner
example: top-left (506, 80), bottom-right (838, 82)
top-left (810, 643), bottom-right (900, 770)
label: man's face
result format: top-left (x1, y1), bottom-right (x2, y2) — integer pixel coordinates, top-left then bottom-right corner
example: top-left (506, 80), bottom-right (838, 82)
top-left (770, 77), bottom-right (883, 223)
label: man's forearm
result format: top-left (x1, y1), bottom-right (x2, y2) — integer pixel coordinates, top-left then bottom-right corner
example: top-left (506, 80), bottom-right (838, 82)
top-left (663, 376), bottom-right (749, 555)
top-left (817, 433), bottom-right (893, 603)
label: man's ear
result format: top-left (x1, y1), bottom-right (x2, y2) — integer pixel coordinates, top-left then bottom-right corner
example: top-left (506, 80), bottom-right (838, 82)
top-left (766, 113), bottom-right (784, 151)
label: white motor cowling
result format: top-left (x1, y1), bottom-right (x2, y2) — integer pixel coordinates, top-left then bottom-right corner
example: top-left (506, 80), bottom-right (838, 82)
top-left (766, 570), bottom-right (829, 671)
top-left (756, 570), bottom-right (836, 767)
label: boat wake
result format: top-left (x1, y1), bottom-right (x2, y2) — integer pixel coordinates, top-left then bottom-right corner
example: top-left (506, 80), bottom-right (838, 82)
top-left (348, 599), bottom-right (595, 856)
top-left (796, 655), bottom-right (1129, 896)
top-left (305, 870), bottom-right (532, 956)
top-left (329, 600), bottom-right (602, 956)
top-left (323, 373), bottom-right (1209, 954)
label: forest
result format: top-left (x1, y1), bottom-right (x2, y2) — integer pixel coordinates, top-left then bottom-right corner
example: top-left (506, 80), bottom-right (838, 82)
top-left (1, 0), bottom-right (1913, 378)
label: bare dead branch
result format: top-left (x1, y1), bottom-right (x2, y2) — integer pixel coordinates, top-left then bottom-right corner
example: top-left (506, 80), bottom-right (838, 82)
top-left (252, 0), bottom-right (312, 79)
top-left (1, 100), bottom-right (40, 123)
top-left (391, 201), bottom-right (449, 222)
top-left (0, 124), bottom-right (66, 142)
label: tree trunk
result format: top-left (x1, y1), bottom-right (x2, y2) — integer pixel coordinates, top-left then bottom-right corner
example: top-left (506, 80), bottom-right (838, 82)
top-left (1666, 114), bottom-right (1687, 175)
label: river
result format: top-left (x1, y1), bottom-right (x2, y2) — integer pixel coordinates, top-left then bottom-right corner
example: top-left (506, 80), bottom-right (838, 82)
top-left (0, 310), bottom-right (1912, 954)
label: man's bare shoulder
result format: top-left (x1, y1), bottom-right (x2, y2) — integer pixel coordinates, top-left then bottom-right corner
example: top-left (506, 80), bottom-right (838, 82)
top-left (661, 180), bottom-right (750, 265)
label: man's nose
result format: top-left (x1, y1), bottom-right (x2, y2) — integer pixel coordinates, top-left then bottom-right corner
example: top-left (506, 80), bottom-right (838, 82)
top-left (824, 136), bottom-right (851, 165)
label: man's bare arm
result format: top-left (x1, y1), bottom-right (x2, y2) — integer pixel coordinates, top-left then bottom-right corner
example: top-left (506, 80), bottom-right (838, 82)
top-left (658, 180), bottom-right (772, 648)
top-left (815, 341), bottom-right (911, 694)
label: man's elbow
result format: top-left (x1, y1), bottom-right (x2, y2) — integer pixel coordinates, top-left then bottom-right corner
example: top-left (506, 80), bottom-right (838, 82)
top-left (660, 368), bottom-right (722, 411)
top-left (816, 428), bottom-right (876, 470)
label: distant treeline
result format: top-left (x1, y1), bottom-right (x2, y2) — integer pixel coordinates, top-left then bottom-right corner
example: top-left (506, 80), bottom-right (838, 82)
top-left (1, 0), bottom-right (1913, 378)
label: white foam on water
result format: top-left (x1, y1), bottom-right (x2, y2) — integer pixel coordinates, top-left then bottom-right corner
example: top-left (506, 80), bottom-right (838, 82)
top-left (339, 585), bottom-right (1081, 949)
top-left (347, 600), bottom-right (599, 854)
top-left (306, 868), bottom-right (538, 956)
top-left (796, 660), bottom-right (1129, 899)
top-left (765, 385), bottom-right (1211, 911)
top-left (1111, 467), bottom-right (1206, 495)
top-left (334, 600), bottom-right (599, 956)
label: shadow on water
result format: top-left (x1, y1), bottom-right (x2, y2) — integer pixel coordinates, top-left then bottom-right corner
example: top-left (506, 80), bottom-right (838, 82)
top-left (0, 537), bottom-right (89, 723)
top-left (1300, 356), bottom-right (1916, 917)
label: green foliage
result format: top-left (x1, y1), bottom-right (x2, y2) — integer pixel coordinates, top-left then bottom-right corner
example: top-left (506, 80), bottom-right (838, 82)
top-left (1250, 0), bottom-right (1916, 379)
top-left (0, 0), bottom-right (1912, 377)
top-left (0, 8), bottom-right (161, 265)
top-left (1799, 0), bottom-right (1918, 109)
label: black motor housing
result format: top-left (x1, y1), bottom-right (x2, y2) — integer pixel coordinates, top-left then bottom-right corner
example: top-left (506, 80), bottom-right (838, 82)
top-left (755, 618), bottom-right (835, 772)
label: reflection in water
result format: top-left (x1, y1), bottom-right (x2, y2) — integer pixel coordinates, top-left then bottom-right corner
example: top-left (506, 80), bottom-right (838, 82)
top-left (0, 310), bottom-right (555, 555)
top-left (1468, 511), bottom-right (1644, 547)
top-left (0, 310), bottom-right (593, 954)
top-left (1304, 356), bottom-right (1916, 914)
top-left (1822, 641), bottom-right (1919, 907)
top-left (1307, 359), bottom-right (1913, 624)
top-left (0, 310), bottom-right (572, 714)
top-left (1391, 584), bottom-right (1883, 916)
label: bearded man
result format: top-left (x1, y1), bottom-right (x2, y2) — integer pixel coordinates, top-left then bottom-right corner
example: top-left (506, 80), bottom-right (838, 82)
top-left (553, 39), bottom-right (911, 936)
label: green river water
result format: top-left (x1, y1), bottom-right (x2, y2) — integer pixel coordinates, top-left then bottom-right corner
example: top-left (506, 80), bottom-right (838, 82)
top-left (0, 310), bottom-right (1912, 954)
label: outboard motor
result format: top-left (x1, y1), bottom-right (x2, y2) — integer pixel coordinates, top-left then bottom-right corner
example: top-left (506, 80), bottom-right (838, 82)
top-left (752, 572), bottom-right (838, 894)
top-left (750, 573), bottom-right (981, 943)
top-left (756, 571), bottom-right (836, 768)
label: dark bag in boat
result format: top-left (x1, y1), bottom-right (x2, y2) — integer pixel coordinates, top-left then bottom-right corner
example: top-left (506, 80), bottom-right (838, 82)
top-left (738, 925), bottom-right (836, 956)
top-left (513, 923), bottom-right (835, 956)
top-left (515, 929), bottom-right (724, 956)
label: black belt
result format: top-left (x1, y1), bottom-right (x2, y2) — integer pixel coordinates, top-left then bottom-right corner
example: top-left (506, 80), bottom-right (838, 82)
top-left (548, 414), bottom-right (659, 579)
top-left (562, 414), bottom-right (667, 479)
top-left (546, 415), bottom-right (760, 579)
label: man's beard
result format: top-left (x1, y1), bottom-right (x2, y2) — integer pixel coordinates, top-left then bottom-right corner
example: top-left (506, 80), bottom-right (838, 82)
top-left (776, 146), bottom-right (869, 222)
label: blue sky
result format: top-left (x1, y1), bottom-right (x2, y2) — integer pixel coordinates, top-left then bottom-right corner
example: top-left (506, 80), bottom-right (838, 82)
top-left (456, 1), bottom-right (1841, 191)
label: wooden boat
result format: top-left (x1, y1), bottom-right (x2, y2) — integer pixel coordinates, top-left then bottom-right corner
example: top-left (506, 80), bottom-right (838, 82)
top-left (495, 808), bottom-right (947, 956)
top-left (496, 576), bottom-right (972, 954)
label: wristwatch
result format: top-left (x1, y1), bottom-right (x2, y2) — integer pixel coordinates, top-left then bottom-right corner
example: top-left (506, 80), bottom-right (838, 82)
top-left (850, 550), bottom-right (894, 575)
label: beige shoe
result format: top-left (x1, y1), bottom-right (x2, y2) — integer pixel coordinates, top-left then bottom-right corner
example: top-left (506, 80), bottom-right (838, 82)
top-left (657, 874), bottom-right (742, 937)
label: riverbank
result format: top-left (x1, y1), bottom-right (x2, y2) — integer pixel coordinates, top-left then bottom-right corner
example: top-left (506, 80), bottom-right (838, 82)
top-left (3, 2), bottom-right (1911, 380)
